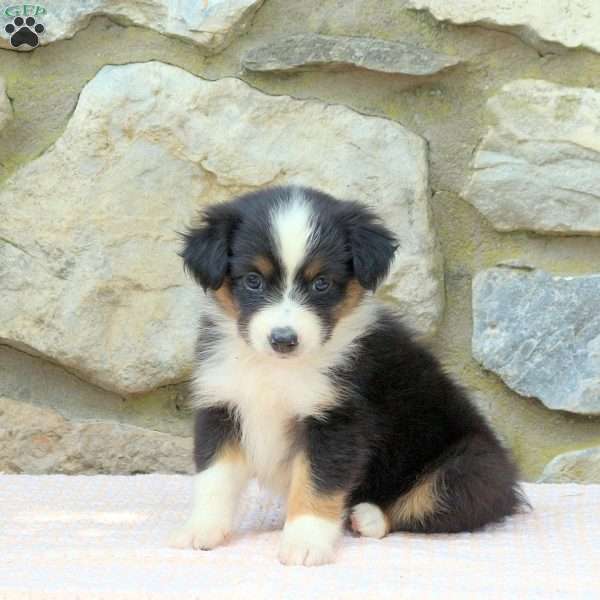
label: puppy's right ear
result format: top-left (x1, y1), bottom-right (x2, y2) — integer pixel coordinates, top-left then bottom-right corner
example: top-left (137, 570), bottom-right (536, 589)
top-left (179, 203), bottom-right (240, 292)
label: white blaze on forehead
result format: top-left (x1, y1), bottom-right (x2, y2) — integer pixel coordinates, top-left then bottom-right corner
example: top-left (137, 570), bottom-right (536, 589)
top-left (271, 192), bottom-right (316, 288)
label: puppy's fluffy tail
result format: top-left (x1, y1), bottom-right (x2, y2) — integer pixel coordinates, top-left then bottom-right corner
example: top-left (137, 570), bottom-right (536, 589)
top-left (394, 433), bottom-right (529, 534)
top-left (426, 433), bottom-right (529, 533)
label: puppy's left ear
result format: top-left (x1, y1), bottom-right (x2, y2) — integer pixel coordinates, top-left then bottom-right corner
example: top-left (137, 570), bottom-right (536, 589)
top-left (179, 202), bottom-right (240, 292)
top-left (343, 202), bottom-right (398, 291)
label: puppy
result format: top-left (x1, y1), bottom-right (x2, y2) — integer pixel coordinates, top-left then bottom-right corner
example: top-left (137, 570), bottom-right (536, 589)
top-left (170, 185), bottom-right (525, 566)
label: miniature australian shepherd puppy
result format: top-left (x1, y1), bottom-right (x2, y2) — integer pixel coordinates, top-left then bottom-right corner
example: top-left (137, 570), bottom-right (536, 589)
top-left (170, 185), bottom-right (525, 566)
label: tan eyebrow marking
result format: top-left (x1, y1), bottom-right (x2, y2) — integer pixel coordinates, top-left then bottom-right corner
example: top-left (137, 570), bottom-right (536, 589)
top-left (303, 258), bottom-right (323, 281)
top-left (252, 255), bottom-right (274, 277)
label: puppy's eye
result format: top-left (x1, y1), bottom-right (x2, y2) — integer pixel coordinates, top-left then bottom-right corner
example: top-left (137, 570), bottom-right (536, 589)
top-left (244, 272), bottom-right (264, 291)
top-left (312, 276), bottom-right (331, 293)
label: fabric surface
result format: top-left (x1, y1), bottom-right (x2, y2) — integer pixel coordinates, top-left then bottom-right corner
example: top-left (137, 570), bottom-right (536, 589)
top-left (0, 475), bottom-right (598, 599)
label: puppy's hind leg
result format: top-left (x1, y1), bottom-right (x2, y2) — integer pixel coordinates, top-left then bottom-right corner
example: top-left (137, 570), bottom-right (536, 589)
top-left (350, 503), bottom-right (390, 539)
top-left (388, 433), bottom-right (526, 534)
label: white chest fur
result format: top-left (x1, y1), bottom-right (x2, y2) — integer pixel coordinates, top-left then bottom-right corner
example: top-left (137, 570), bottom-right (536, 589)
top-left (192, 328), bottom-right (338, 492)
top-left (191, 299), bottom-right (379, 492)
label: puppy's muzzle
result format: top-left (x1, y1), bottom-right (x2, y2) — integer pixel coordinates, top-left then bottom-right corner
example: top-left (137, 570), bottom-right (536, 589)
top-left (269, 327), bottom-right (299, 354)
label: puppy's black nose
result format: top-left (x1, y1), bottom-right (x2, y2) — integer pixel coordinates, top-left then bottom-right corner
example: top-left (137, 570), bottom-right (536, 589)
top-left (269, 327), bottom-right (298, 354)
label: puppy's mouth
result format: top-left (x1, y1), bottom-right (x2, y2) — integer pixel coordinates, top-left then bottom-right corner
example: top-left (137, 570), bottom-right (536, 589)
top-left (273, 353), bottom-right (295, 360)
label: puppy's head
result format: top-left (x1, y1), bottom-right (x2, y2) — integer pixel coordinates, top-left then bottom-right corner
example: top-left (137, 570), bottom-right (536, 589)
top-left (181, 186), bottom-right (397, 358)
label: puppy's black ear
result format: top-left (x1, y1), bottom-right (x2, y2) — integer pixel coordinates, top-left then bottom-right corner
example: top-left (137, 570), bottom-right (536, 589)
top-left (179, 203), bottom-right (240, 292)
top-left (343, 202), bottom-right (398, 291)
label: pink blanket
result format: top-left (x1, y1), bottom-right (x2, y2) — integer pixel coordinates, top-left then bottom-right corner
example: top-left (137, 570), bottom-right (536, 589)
top-left (0, 475), bottom-right (598, 599)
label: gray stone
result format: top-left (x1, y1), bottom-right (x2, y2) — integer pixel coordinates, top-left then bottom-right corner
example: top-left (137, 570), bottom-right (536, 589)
top-left (463, 80), bottom-right (600, 234)
top-left (242, 33), bottom-right (459, 76)
top-left (539, 447), bottom-right (600, 484)
top-left (472, 267), bottom-right (600, 415)
top-left (0, 78), bottom-right (11, 131)
top-left (0, 61), bottom-right (441, 396)
top-left (0, 396), bottom-right (193, 474)
top-left (0, 0), bottom-right (264, 53)
top-left (0, 345), bottom-right (191, 438)
top-left (407, 0), bottom-right (600, 54)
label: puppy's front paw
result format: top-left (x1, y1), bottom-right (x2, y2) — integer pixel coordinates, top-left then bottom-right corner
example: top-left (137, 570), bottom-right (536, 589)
top-left (278, 515), bottom-right (341, 566)
top-left (168, 518), bottom-right (230, 550)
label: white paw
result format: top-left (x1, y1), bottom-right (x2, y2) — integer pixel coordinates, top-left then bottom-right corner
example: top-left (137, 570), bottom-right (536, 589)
top-left (350, 503), bottom-right (388, 539)
top-left (168, 518), bottom-right (230, 550)
top-left (278, 515), bottom-right (341, 567)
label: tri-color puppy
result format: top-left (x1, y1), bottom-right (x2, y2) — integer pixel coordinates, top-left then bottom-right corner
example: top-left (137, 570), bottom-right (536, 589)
top-left (170, 186), bottom-right (524, 566)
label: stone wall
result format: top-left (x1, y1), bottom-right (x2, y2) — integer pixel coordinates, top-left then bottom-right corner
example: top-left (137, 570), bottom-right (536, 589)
top-left (1, 0), bottom-right (599, 482)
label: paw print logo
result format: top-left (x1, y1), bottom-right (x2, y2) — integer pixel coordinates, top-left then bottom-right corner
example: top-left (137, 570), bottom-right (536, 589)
top-left (5, 16), bottom-right (45, 48)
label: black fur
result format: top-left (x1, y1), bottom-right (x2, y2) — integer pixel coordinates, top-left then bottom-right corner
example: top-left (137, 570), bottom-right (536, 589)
top-left (193, 405), bottom-right (240, 471)
top-left (180, 202), bottom-right (240, 292)
top-left (334, 313), bottom-right (525, 532)
top-left (340, 201), bottom-right (398, 291)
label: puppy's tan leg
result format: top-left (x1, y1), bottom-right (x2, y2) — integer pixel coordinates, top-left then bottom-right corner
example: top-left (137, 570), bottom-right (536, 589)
top-left (278, 453), bottom-right (346, 567)
top-left (169, 444), bottom-right (250, 550)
